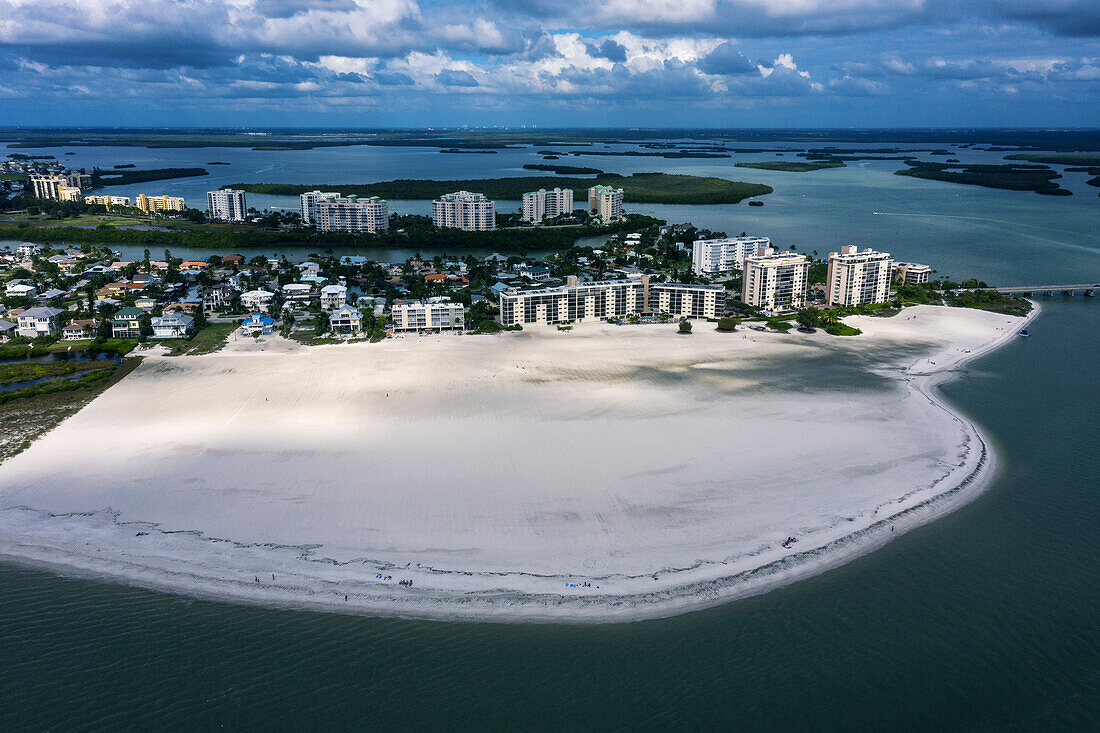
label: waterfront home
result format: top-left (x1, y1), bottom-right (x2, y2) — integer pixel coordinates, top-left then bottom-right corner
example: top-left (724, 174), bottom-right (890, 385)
top-left (6, 282), bottom-right (36, 299)
top-left (281, 283), bottom-right (312, 305)
top-left (328, 304), bottom-right (362, 336)
top-left (202, 284), bottom-right (237, 312)
top-left (111, 307), bottom-right (144, 338)
top-left (240, 312), bottom-right (276, 337)
top-left (240, 289), bottom-right (275, 312)
top-left (298, 261), bottom-right (321, 278)
top-left (0, 318), bottom-right (17, 342)
top-left (15, 243), bottom-right (40, 258)
top-left (151, 313), bottom-right (194, 339)
top-left (221, 254), bottom-right (244, 268)
top-left (62, 319), bottom-right (96, 341)
top-left (16, 306), bottom-right (64, 338)
top-left (180, 260), bottom-right (211, 270)
top-left (320, 284), bottom-right (348, 311)
top-left (521, 266), bottom-right (551, 281)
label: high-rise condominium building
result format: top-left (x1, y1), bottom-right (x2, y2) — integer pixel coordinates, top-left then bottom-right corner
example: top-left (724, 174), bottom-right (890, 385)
top-left (522, 188), bottom-right (574, 224)
top-left (691, 236), bottom-right (771, 275)
top-left (587, 185), bottom-right (624, 223)
top-left (432, 191), bottom-right (496, 231)
top-left (207, 189), bottom-right (247, 221)
top-left (826, 246), bottom-right (894, 307)
top-left (741, 247), bottom-right (810, 313)
top-left (137, 194), bottom-right (186, 213)
top-left (299, 190), bottom-right (341, 225)
top-left (29, 174), bottom-right (66, 200)
top-left (66, 173), bottom-right (92, 191)
top-left (315, 196), bottom-right (389, 234)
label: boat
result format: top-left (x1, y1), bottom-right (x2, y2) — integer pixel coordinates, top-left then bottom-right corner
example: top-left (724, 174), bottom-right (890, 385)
top-left (1018, 329), bottom-right (1030, 337)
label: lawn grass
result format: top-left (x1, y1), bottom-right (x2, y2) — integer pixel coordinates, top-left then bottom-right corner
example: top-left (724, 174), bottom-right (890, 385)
top-left (159, 322), bottom-right (237, 356)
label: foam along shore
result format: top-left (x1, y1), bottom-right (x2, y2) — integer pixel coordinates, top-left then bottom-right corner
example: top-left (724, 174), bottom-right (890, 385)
top-left (0, 304), bottom-right (1036, 622)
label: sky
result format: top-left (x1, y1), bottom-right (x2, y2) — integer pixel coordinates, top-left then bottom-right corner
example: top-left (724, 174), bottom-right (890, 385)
top-left (0, 0), bottom-right (1098, 128)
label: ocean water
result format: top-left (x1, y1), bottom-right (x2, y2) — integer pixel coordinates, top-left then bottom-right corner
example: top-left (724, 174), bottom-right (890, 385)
top-left (2, 138), bottom-right (1098, 727)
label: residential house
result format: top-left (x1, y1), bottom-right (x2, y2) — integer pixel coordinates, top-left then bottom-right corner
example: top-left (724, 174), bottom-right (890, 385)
top-left (298, 261), bottom-right (321, 278)
top-left (239, 313), bottom-right (276, 336)
top-left (281, 283), bottom-right (312, 306)
top-left (240, 289), bottom-right (275, 312)
top-left (16, 306), bottom-right (63, 338)
top-left (328, 304), bottom-right (363, 335)
top-left (5, 282), bottom-right (36, 299)
top-left (135, 297), bottom-right (157, 312)
top-left (320, 284), bottom-right (347, 311)
top-left (151, 313), bottom-right (194, 339)
top-left (62, 319), bottom-right (96, 340)
top-left (37, 288), bottom-right (66, 302)
top-left (111, 307), bottom-right (145, 338)
top-left (0, 319), bottom-right (16, 342)
top-left (202, 284), bottom-right (237, 312)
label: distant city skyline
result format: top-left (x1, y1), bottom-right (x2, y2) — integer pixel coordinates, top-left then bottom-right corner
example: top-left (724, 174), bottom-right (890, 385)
top-left (0, 1), bottom-right (1097, 127)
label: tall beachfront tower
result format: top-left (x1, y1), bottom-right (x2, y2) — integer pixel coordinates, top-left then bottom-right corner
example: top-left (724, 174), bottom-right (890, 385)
top-left (522, 188), bottom-right (574, 224)
top-left (299, 190), bottom-right (341, 225)
top-left (587, 185), bottom-right (624, 223)
top-left (207, 188), bottom-right (247, 221)
top-left (691, 236), bottom-right (771, 275)
top-left (741, 247), bottom-right (810, 313)
top-left (826, 246), bottom-right (894, 306)
top-left (432, 191), bottom-right (496, 231)
top-left (315, 196), bottom-right (389, 233)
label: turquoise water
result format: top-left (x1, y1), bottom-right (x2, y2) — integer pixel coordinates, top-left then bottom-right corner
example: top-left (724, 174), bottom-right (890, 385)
top-left (0, 298), bottom-right (1096, 729)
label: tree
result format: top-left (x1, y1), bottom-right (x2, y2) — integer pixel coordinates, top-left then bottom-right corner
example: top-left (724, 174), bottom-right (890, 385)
top-left (796, 309), bottom-right (819, 329)
top-left (716, 317), bottom-right (738, 331)
top-left (679, 320), bottom-right (692, 334)
top-left (138, 313), bottom-right (154, 339)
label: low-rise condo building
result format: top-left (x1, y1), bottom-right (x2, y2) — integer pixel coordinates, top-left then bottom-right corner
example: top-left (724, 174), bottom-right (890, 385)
top-left (58, 186), bottom-right (83, 202)
top-left (826, 246), bottom-right (894, 307)
top-left (316, 196), bottom-right (389, 233)
top-left (432, 191), bottom-right (496, 231)
top-left (84, 195), bottom-right (131, 207)
top-left (522, 188), bottom-right (573, 224)
top-left (894, 262), bottom-right (932, 284)
top-left (499, 276), bottom-right (724, 326)
top-left (137, 194), bottom-right (186, 213)
top-left (299, 190), bottom-right (341, 225)
top-left (588, 185), bottom-right (624, 223)
top-left (691, 236), bottom-right (771, 275)
top-left (390, 298), bottom-right (466, 333)
top-left (742, 247), bottom-right (810, 313)
top-left (207, 189), bottom-right (247, 221)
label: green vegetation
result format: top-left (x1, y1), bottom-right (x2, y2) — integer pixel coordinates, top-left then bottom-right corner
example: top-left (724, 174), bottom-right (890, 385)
top-left (159, 322), bottom-right (237, 356)
top-left (0, 357), bottom-right (141, 464)
top-left (522, 164), bottom-right (604, 175)
top-left (822, 321), bottom-right (861, 336)
top-left (894, 161), bottom-right (1070, 196)
top-left (1004, 154), bottom-right (1100, 166)
top-left (735, 160), bottom-right (846, 172)
top-left (91, 167), bottom-right (208, 188)
top-left (234, 173), bottom-right (772, 205)
top-left (947, 289), bottom-right (1032, 317)
top-left (715, 317), bottom-right (738, 332)
top-left (678, 320), bottom-right (693, 334)
top-left (4, 213), bottom-right (662, 252)
top-left (765, 318), bottom-right (793, 333)
top-left (0, 359), bottom-right (113, 387)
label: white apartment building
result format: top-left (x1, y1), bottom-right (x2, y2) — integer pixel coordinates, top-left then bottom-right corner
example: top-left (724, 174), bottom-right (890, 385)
top-left (894, 262), bottom-right (932, 284)
top-left (742, 247), bottom-right (810, 313)
top-left (826, 246), bottom-right (894, 307)
top-left (432, 191), bottom-right (496, 231)
top-left (521, 188), bottom-right (573, 224)
top-left (588, 185), bottom-right (624, 223)
top-left (137, 194), bottom-right (186, 213)
top-left (207, 189), bottom-right (247, 221)
top-left (691, 236), bottom-right (771, 275)
top-left (316, 196), bottom-right (389, 234)
top-left (499, 276), bottom-right (724, 326)
top-left (299, 190), bottom-right (341, 225)
top-left (390, 298), bottom-right (465, 333)
top-left (29, 174), bottom-right (66, 200)
top-left (649, 282), bottom-right (726, 319)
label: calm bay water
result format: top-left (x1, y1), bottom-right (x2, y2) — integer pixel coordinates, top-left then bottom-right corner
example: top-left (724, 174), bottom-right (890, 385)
top-left (1, 138), bottom-right (1098, 728)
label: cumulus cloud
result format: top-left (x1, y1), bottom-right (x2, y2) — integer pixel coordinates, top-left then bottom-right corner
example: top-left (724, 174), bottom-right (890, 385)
top-left (698, 42), bottom-right (755, 75)
top-left (435, 68), bottom-right (479, 87)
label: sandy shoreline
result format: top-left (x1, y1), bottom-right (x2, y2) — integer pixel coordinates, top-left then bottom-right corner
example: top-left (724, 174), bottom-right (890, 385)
top-left (0, 304), bottom-right (1038, 622)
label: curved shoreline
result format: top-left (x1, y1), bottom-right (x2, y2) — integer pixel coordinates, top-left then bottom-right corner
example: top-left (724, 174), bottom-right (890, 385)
top-left (0, 305), bottom-right (1040, 623)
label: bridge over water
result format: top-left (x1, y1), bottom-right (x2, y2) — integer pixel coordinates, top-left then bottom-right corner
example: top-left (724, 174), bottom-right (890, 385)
top-left (989, 284), bottom-right (1098, 297)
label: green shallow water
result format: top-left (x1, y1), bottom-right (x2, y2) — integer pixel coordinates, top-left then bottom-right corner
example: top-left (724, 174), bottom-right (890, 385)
top-left (0, 299), bottom-right (1096, 730)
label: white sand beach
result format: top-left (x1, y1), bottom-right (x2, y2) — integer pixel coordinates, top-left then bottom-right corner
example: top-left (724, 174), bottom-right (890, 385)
top-left (0, 304), bottom-right (1036, 621)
